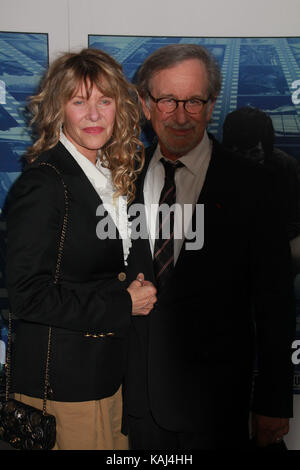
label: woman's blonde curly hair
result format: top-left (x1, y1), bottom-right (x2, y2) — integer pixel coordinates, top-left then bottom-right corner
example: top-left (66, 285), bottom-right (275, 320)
top-left (26, 48), bottom-right (144, 203)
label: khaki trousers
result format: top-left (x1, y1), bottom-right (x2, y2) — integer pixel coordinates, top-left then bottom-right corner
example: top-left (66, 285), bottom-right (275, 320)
top-left (15, 386), bottom-right (128, 450)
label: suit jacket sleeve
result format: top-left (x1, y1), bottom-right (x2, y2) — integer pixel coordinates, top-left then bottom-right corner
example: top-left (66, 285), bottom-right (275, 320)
top-left (6, 166), bottom-right (132, 335)
top-left (251, 170), bottom-right (296, 417)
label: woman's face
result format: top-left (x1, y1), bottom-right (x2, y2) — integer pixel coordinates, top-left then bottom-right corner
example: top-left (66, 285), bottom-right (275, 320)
top-left (63, 82), bottom-right (116, 164)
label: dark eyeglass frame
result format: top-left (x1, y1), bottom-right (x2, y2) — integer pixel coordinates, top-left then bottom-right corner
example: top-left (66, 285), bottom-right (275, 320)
top-left (147, 90), bottom-right (211, 114)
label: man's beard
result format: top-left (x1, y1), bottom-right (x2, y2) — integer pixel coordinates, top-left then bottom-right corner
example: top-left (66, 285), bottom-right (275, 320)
top-left (159, 123), bottom-right (201, 157)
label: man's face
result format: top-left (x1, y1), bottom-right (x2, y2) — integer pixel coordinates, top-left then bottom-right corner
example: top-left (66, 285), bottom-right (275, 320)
top-left (140, 59), bottom-right (216, 160)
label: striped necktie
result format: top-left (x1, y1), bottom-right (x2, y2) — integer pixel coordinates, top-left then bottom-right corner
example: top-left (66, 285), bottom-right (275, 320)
top-left (153, 158), bottom-right (184, 290)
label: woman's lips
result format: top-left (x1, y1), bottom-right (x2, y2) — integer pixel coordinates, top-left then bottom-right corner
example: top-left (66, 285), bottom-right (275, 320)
top-left (83, 127), bottom-right (104, 134)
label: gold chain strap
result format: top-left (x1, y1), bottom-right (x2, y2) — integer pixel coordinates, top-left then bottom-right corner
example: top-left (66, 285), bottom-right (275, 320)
top-left (5, 313), bottom-right (12, 402)
top-left (39, 163), bottom-right (69, 415)
top-left (5, 162), bottom-right (69, 416)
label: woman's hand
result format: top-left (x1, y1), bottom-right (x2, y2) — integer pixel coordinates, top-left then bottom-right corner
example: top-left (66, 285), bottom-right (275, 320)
top-left (127, 273), bottom-right (157, 316)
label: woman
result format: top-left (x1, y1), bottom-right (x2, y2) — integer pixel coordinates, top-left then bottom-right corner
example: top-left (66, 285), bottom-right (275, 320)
top-left (6, 48), bottom-right (156, 450)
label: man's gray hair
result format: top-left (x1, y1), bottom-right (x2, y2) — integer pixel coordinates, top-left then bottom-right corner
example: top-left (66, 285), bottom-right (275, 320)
top-left (137, 44), bottom-right (222, 101)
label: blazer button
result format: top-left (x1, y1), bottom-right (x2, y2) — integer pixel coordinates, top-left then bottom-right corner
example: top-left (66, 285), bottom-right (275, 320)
top-left (118, 272), bottom-right (126, 282)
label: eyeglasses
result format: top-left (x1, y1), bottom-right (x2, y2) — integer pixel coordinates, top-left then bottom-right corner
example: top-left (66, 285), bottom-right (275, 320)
top-left (147, 90), bottom-right (210, 114)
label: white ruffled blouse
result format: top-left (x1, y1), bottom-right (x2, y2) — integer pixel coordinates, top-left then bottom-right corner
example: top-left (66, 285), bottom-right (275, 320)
top-left (59, 131), bottom-right (132, 265)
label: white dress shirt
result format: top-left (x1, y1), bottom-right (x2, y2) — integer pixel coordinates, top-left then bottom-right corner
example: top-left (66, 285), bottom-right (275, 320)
top-left (59, 131), bottom-right (131, 265)
top-left (143, 131), bottom-right (212, 263)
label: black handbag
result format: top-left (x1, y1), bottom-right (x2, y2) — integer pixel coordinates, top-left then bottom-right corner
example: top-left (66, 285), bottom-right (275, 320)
top-left (0, 163), bottom-right (69, 450)
top-left (0, 318), bottom-right (56, 450)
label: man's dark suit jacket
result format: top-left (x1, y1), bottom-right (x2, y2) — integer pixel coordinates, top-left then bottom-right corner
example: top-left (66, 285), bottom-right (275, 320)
top-left (6, 142), bottom-right (132, 402)
top-left (125, 137), bottom-right (295, 445)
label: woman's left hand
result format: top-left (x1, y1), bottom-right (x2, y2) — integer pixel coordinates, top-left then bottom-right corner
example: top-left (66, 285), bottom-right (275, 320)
top-left (127, 273), bottom-right (157, 316)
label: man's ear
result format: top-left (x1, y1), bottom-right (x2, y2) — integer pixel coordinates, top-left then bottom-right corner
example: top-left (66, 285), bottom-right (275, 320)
top-left (139, 94), bottom-right (151, 121)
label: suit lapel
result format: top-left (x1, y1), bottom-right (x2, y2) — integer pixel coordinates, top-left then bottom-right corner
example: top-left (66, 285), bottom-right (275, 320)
top-left (175, 139), bottom-right (225, 267)
top-left (132, 144), bottom-right (156, 207)
top-left (197, 139), bottom-right (225, 203)
top-left (128, 145), bottom-right (157, 282)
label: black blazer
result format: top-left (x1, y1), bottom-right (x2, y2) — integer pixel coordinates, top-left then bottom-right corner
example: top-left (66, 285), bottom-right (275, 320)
top-left (6, 142), bottom-right (132, 402)
top-left (125, 138), bottom-right (295, 437)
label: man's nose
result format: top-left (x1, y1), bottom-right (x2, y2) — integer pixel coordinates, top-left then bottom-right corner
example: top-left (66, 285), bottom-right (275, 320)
top-left (173, 102), bottom-right (189, 124)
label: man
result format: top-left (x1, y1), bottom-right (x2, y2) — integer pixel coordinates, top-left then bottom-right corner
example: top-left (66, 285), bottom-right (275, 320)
top-left (222, 106), bottom-right (300, 275)
top-left (125, 44), bottom-right (295, 450)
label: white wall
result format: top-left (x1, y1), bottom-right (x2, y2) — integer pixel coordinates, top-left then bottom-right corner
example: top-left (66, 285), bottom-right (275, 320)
top-left (2, 0), bottom-right (300, 61)
top-left (1, 0), bottom-right (300, 450)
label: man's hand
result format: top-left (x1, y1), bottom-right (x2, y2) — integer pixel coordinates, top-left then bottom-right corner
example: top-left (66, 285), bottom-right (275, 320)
top-left (252, 413), bottom-right (289, 447)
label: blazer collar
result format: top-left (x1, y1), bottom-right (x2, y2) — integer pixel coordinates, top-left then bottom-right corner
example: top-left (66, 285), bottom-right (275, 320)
top-left (49, 141), bottom-right (104, 205)
top-left (139, 136), bottom-right (225, 204)
top-left (31, 143), bottom-right (113, 235)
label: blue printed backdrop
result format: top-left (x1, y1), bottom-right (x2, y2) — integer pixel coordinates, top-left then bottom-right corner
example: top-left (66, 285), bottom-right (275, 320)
top-left (1, 34), bottom-right (300, 389)
top-left (0, 32), bottom-right (48, 374)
